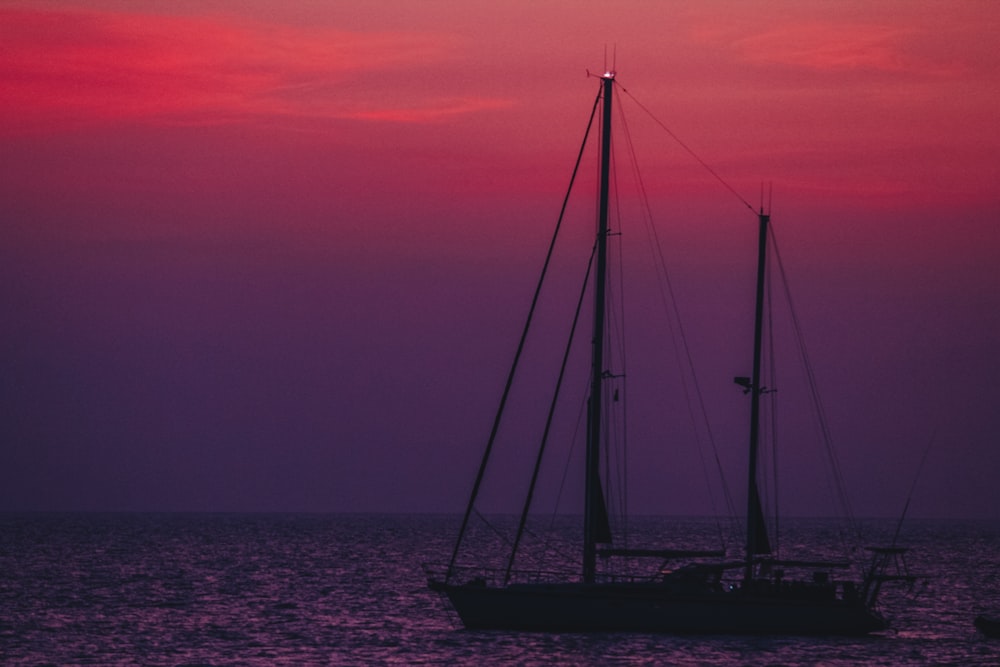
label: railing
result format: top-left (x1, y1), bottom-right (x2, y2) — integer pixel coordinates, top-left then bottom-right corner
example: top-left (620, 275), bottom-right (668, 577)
top-left (423, 563), bottom-right (667, 587)
top-left (425, 559), bottom-right (872, 604)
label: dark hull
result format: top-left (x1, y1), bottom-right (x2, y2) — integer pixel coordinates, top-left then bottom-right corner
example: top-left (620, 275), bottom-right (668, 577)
top-left (976, 615), bottom-right (1000, 638)
top-left (431, 581), bottom-right (887, 636)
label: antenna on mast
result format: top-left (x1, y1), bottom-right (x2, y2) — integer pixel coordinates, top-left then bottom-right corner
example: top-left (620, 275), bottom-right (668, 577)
top-left (759, 181), bottom-right (773, 215)
top-left (593, 45), bottom-right (617, 79)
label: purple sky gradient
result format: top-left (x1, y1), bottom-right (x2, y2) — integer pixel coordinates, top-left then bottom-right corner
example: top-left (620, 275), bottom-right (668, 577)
top-left (2, 1), bottom-right (998, 518)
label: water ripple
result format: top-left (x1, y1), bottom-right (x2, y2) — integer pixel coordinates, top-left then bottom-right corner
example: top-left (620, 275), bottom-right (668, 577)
top-left (1, 514), bottom-right (998, 665)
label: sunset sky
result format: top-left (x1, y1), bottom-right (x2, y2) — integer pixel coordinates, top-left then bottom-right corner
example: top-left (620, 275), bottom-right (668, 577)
top-left (2, 1), bottom-right (998, 520)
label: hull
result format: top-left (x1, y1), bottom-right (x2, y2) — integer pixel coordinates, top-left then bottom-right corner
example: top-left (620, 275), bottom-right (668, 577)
top-left (431, 581), bottom-right (886, 636)
top-left (976, 615), bottom-right (1000, 638)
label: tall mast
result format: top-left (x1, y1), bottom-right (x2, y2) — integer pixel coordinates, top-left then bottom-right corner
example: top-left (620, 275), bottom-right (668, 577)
top-left (745, 208), bottom-right (772, 581)
top-left (583, 72), bottom-right (615, 583)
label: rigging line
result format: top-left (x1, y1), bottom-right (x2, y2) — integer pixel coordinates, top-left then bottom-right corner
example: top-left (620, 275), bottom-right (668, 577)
top-left (505, 240), bottom-right (597, 585)
top-left (618, 86), bottom-right (738, 547)
top-left (770, 226), bottom-right (853, 553)
top-left (548, 373), bottom-right (593, 530)
top-left (446, 84), bottom-right (603, 581)
top-left (765, 240), bottom-right (780, 558)
top-left (607, 111), bottom-right (630, 543)
top-left (618, 84), bottom-right (756, 215)
top-left (609, 99), bottom-right (638, 532)
top-left (892, 429), bottom-right (936, 547)
top-left (615, 178), bottom-right (630, 546)
top-left (770, 226), bottom-right (861, 546)
top-left (473, 508), bottom-right (514, 550)
top-left (627, 112), bottom-right (737, 540)
top-left (521, 521), bottom-right (577, 570)
top-left (773, 228), bottom-right (850, 519)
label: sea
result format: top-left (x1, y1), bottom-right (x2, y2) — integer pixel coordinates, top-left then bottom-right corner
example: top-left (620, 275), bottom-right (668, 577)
top-left (2, 514), bottom-right (999, 666)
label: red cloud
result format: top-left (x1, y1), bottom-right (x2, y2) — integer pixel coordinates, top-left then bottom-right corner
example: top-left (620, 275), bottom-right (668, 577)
top-left (690, 19), bottom-right (965, 78)
top-left (735, 24), bottom-right (911, 71)
top-left (735, 23), bottom-right (964, 76)
top-left (342, 98), bottom-right (513, 123)
top-left (0, 7), bottom-right (508, 134)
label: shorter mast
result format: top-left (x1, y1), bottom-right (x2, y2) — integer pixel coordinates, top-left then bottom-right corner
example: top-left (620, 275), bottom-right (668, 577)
top-left (583, 71), bottom-right (615, 584)
top-left (745, 208), bottom-right (772, 582)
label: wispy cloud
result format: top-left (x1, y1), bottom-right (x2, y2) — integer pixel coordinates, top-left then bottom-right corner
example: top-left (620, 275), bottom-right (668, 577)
top-left (340, 98), bottom-right (513, 123)
top-left (692, 20), bottom-right (962, 77)
top-left (736, 23), bottom-right (912, 72)
top-left (0, 7), bottom-right (510, 133)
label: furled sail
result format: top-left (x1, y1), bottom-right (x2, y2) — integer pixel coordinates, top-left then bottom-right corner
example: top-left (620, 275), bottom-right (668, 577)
top-left (592, 480), bottom-right (612, 544)
top-left (748, 481), bottom-right (772, 555)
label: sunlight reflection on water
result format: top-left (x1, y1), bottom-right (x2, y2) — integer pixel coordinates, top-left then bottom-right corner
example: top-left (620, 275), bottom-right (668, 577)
top-left (1, 514), bottom-right (998, 665)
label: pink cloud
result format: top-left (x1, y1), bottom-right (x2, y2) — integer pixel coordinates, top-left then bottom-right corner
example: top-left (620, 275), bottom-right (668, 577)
top-left (733, 23), bottom-right (915, 72)
top-left (690, 19), bottom-right (964, 77)
top-left (342, 98), bottom-right (514, 123)
top-left (0, 7), bottom-right (510, 134)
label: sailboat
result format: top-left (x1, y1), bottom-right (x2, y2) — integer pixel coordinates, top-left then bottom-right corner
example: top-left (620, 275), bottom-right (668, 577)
top-left (427, 71), bottom-right (910, 635)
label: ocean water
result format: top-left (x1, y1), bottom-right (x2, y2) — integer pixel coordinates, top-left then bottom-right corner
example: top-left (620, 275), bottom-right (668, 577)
top-left (2, 514), bottom-right (999, 666)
